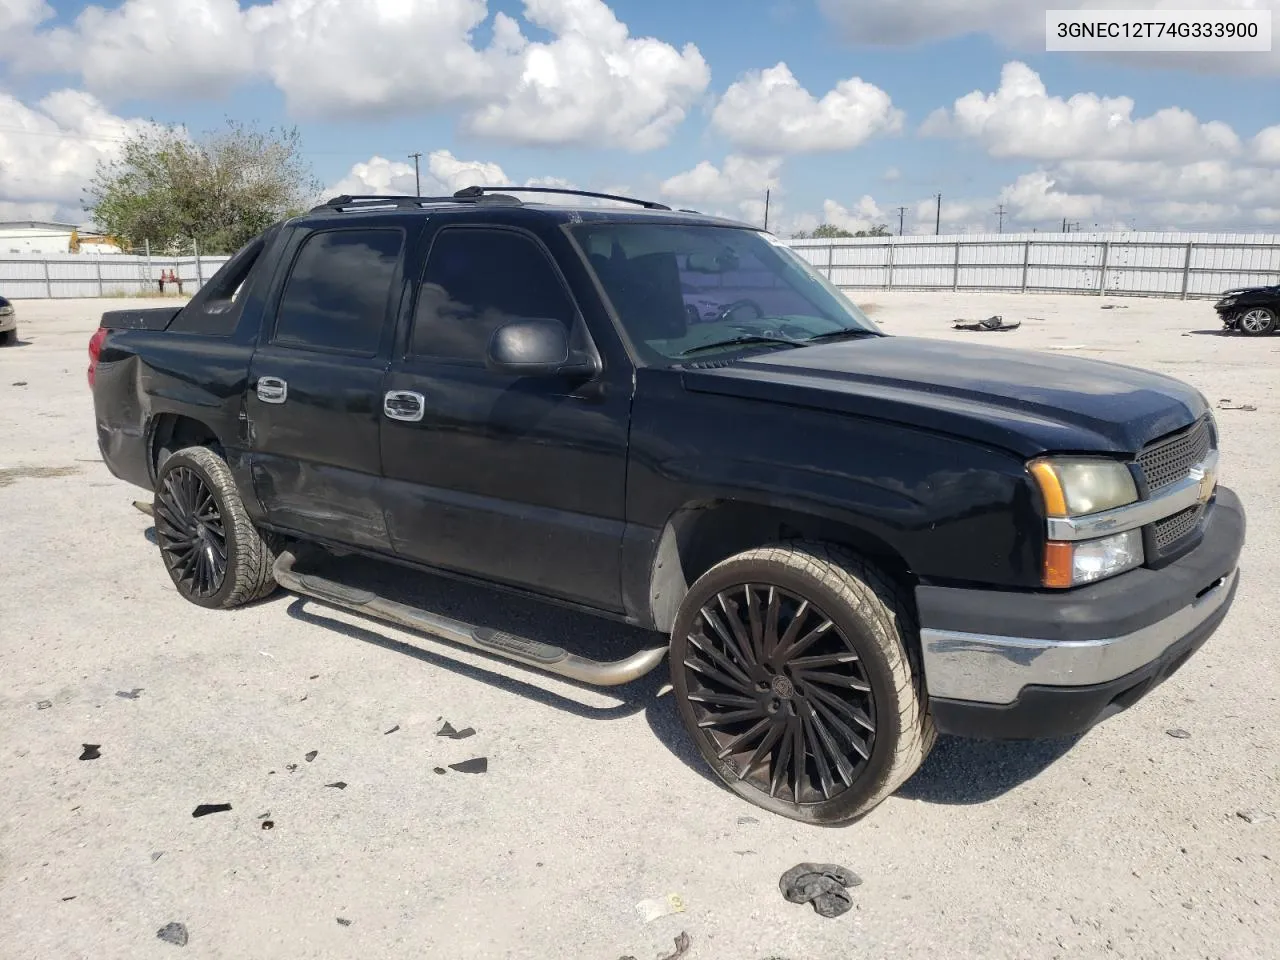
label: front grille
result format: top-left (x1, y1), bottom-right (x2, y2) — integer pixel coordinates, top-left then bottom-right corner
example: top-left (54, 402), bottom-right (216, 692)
top-left (1137, 418), bottom-right (1212, 492)
top-left (1153, 504), bottom-right (1204, 551)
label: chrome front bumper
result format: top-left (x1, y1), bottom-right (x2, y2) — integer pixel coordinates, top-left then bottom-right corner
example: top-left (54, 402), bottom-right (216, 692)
top-left (921, 566), bottom-right (1238, 705)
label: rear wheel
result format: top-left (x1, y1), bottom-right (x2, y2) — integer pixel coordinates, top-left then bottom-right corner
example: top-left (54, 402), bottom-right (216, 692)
top-left (669, 542), bottom-right (934, 825)
top-left (152, 446), bottom-right (279, 609)
top-left (1238, 307), bottom-right (1277, 336)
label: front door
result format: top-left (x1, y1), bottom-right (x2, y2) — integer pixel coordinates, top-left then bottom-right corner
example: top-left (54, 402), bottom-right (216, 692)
top-left (245, 222), bottom-right (410, 549)
top-left (379, 223), bottom-right (632, 611)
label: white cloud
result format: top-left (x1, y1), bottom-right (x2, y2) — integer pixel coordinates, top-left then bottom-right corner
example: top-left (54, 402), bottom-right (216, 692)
top-left (818, 0), bottom-right (1280, 74)
top-left (462, 0), bottom-right (710, 150)
top-left (710, 62), bottom-right (902, 153)
top-left (1254, 126), bottom-right (1280, 165)
top-left (10, 0), bottom-right (709, 151)
top-left (659, 155), bottom-right (781, 222)
top-left (922, 61), bottom-right (1241, 162)
top-left (820, 197), bottom-right (889, 233)
top-left (328, 151), bottom-right (511, 199)
top-left (882, 166), bottom-right (901, 181)
top-left (998, 171), bottom-right (1105, 222)
top-left (0, 89), bottom-right (157, 221)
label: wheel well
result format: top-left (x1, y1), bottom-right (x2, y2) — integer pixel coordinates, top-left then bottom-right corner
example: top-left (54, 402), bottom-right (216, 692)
top-left (648, 500), bottom-right (915, 633)
top-left (150, 414), bottom-right (222, 477)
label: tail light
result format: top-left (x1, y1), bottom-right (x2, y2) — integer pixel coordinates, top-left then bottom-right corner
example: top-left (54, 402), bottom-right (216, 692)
top-left (87, 327), bottom-right (108, 387)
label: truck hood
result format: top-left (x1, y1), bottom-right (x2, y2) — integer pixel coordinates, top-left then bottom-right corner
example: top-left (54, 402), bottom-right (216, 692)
top-left (681, 335), bottom-right (1209, 457)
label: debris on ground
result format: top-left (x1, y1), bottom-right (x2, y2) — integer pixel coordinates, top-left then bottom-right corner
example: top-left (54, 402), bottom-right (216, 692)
top-left (1217, 399), bottom-right (1257, 411)
top-left (79, 744), bottom-right (100, 761)
top-left (1101, 304), bottom-right (1129, 310)
top-left (36, 700), bottom-right (52, 710)
top-left (954, 315), bottom-right (1021, 332)
top-left (448, 757), bottom-right (488, 774)
top-left (635, 894), bottom-right (685, 924)
top-left (1237, 809), bottom-right (1275, 824)
top-left (658, 932), bottom-right (692, 960)
top-left (151, 852), bottom-right (164, 862)
top-left (734, 850), bottom-right (757, 856)
top-left (437, 721), bottom-right (476, 739)
top-left (305, 750), bottom-right (318, 762)
top-left (325, 781), bottom-right (347, 790)
top-left (779, 862), bottom-right (863, 919)
top-left (736, 816), bottom-right (759, 825)
top-left (261, 820), bottom-right (275, 830)
top-left (309, 674), bottom-right (319, 680)
top-left (62, 896), bottom-right (76, 901)
top-left (1167, 728), bottom-right (1192, 739)
top-left (286, 763), bottom-right (298, 772)
top-left (115, 688), bottom-right (144, 700)
top-left (433, 767), bottom-right (447, 775)
top-left (156, 922), bottom-right (189, 947)
top-left (384, 725), bottom-right (400, 735)
top-left (191, 803), bottom-right (232, 818)
top-left (12, 381), bottom-right (27, 386)
top-left (336, 917), bottom-right (352, 927)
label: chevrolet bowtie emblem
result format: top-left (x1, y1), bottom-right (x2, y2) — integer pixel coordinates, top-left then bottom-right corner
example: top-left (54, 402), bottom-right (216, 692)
top-left (1191, 464), bottom-right (1216, 504)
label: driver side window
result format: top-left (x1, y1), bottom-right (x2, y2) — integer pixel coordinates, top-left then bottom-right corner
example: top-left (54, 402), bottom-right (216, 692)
top-left (411, 227), bottom-right (575, 363)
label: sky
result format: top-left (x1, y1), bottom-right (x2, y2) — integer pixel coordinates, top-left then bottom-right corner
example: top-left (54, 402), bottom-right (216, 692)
top-left (1, 0), bottom-right (1278, 236)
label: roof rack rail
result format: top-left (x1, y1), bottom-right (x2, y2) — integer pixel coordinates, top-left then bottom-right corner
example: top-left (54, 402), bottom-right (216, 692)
top-left (452, 185), bottom-right (671, 211)
top-left (309, 193), bottom-right (524, 213)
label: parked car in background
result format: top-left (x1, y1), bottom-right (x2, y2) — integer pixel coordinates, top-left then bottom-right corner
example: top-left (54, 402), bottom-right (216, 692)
top-left (0, 295), bottom-right (16, 345)
top-left (1215, 284), bottom-right (1279, 336)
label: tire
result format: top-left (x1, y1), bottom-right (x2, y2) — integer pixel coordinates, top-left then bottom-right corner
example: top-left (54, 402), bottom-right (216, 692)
top-left (152, 445), bottom-right (280, 609)
top-left (669, 542), bottom-right (934, 825)
top-left (0, 329), bottom-right (15, 346)
top-left (1238, 307), bottom-right (1277, 336)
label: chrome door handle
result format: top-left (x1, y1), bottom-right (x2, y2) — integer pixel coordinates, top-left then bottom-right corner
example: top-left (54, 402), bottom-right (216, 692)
top-left (257, 376), bottom-right (288, 404)
top-left (384, 390), bottom-right (425, 422)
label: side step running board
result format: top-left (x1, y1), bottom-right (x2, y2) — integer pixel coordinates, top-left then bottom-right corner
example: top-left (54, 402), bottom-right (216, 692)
top-left (272, 550), bottom-right (669, 687)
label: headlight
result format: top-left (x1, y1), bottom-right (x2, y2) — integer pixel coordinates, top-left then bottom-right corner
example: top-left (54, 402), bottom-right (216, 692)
top-left (1028, 457), bottom-right (1138, 517)
top-left (1043, 530), bottom-right (1144, 588)
top-left (0, 305), bottom-right (13, 316)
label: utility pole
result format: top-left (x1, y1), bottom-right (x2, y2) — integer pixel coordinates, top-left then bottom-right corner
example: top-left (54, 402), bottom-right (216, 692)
top-left (896, 206), bottom-right (907, 235)
top-left (408, 152), bottom-right (423, 196)
top-left (995, 203), bottom-right (1006, 234)
top-left (935, 193), bottom-right (942, 235)
top-left (1062, 216), bottom-right (1068, 233)
top-left (763, 188), bottom-right (770, 231)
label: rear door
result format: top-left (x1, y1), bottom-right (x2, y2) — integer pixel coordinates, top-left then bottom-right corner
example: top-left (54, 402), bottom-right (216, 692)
top-left (245, 219), bottom-right (413, 549)
top-left (379, 221), bottom-right (633, 611)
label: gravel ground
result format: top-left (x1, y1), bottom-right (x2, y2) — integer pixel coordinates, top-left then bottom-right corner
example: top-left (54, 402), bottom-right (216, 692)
top-left (1, 293), bottom-right (1277, 960)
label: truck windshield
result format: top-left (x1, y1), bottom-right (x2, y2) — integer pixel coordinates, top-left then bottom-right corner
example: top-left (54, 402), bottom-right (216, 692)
top-left (569, 222), bottom-right (881, 365)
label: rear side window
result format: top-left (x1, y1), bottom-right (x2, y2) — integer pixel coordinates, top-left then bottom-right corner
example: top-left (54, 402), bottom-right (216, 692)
top-left (411, 227), bottom-right (575, 361)
top-left (273, 228), bottom-right (404, 355)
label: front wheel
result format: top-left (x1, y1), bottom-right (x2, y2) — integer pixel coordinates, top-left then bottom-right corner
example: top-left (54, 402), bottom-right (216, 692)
top-left (152, 446), bottom-right (280, 609)
top-left (669, 542), bottom-right (934, 825)
top-left (1238, 307), bottom-right (1277, 336)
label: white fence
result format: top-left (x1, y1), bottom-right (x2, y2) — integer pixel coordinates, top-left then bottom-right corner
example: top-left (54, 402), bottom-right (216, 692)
top-left (0, 253), bottom-right (231, 299)
top-left (789, 231), bottom-right (1280, 299)
top-left (3, 232), bottom-right (1278, 301)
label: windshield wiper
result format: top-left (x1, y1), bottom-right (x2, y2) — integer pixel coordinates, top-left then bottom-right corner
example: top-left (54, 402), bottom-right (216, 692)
top-left (675, 335), bottom-right (802, 358)
top-left (802, 328), bottom-right (879, 345)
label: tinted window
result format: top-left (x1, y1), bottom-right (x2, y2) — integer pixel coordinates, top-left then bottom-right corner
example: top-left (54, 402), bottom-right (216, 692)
top-left (273, 228), bottom-right (404, 355)
top-left (412, 228), bottom-right (574, 361)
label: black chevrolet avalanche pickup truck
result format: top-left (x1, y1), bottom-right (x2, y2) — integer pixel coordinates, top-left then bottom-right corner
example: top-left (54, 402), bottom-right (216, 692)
top-left (90, 187), bottom-right (1246, 824)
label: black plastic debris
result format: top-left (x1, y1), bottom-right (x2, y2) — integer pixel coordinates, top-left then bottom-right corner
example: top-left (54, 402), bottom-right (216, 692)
top-left (115, 688), bottom-right (144, 700)
top-left (325, 782), bottom-right (348, 790)
top-left (309, 674), bottom-right (319, 680)
top-left (156, 922), bottom-right (189, 946)
top-left (257, 811), bottom-right (271, 819)
top-left (13, 381), bottom-right (28, 387)
top-left (79, 744), bottom-right (101, 761)
top-left (780, 862), bottom-right (863, 919)
top-left (433, 767), bottom-right (447, 775)
top-left (1237, 809), bottom-right (1275, 824)
top-left (384, 725), bottom-right (400, 735)
top-left (336, 918), bottom-right (352, 927)
top-left (36, 700), bottom-right (52, 710)
top-left (191, 803), bottom-right (232, 818)
top-left (449, 757), bottom-right (488, 774)
top-left (261, 820), bottom-right (275, 830)
top-left (151, 852), bottom-right (164, 862)
top-left (1167, 728), bottom-right (1192, 739)
top-left (286, 763), bottom-right (298, 772)
top-left (658, 932), bottom-right (692, 960)
top-left (61, 896), bottom-right (76, 901)
top-left (305, 750), bottom-right (318, 762)
top-left (436, 721), bottom-right (476, 739)
top-left (954, 315), bottom-right (1021, 332)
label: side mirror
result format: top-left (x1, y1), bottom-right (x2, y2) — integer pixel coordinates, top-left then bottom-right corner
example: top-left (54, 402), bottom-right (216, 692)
top-left (485, 318), bottom-right (597, 378)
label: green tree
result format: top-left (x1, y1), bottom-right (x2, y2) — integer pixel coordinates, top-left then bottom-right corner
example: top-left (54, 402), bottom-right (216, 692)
top-left (792, 223), bottom-right (892, 239)
top-left (85, 119), bottom-right (323, 255)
